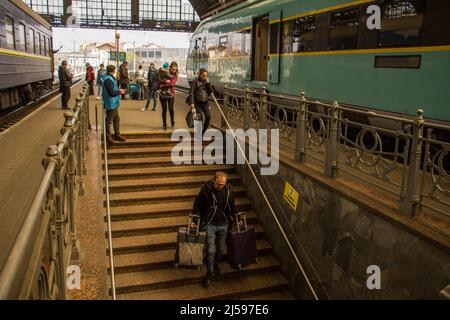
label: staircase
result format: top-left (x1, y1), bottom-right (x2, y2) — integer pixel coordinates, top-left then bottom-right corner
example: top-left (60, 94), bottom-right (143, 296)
top-left (102, 132), bottom-right (294, 300)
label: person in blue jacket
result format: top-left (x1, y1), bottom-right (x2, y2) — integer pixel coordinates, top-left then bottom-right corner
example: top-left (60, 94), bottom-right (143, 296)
top-left (96, 63), bottom-right (106, 100)
top-left (102, 65), bottom-right (127, 145)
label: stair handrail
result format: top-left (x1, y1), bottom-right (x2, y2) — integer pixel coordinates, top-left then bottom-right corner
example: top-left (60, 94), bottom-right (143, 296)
top-left (102, 108), bottom-right (117, 300)
top-left (211, 93), bottom-right (319, 300)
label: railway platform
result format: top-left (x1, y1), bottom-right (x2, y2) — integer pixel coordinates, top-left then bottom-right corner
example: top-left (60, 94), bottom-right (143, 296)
top-left (0, 81), bottom-right (84, 270)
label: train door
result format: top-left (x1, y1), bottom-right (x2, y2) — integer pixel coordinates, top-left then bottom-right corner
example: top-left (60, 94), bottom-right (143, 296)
top-left (252, 15), bottom-right (269, 81)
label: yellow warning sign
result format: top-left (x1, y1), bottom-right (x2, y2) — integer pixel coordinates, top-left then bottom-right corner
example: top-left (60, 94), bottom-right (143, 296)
top-left (283, 181), bottom-right (299, 210)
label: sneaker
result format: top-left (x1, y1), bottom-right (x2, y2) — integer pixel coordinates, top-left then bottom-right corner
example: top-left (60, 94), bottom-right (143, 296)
top-left (140, 108), bottom-right (147, 111)
top-left (202, 273), bottom-right (214, 288)
top-left (171, 121), bottom-right (175, 128)
top-left (96, 96), bottom-right (101, 100)
top-left (152, 108), bottom-right (156, 111)
top-left (114, 135), bottom-right (127, 142)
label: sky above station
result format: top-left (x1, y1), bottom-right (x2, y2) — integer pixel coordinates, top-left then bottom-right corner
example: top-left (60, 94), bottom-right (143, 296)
top-left (53, 27), bottom-right (192, 51)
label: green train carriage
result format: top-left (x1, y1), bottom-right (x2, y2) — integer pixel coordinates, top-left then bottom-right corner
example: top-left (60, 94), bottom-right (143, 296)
top-left (186, 0), bottom-right (450, 125)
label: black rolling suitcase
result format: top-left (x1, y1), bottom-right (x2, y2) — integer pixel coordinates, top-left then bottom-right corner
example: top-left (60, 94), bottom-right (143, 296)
top-left (226, 212), bottom-right (258, 270)
top-left (174, 214), bottom-right (206, 269)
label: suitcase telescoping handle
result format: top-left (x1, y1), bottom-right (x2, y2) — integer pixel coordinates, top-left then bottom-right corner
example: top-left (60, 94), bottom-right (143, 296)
top-left (187, 214), bottom-right (201, 236)
top-left (235, 212), bottom-right (248, 234)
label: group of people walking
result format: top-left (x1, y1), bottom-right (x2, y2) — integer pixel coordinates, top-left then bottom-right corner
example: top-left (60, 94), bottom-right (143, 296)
top-left (58, 60), bottom-right (214, 145)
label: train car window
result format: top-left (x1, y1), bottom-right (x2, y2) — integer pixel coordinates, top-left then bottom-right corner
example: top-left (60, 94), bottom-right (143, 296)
top-left (48, 37), bottom-right (52, 56)
top-left (292, 16), bottom-right (316, 52)
top-left (142, 51), bottom-right (148, 58)
top-left (230, 33), bottom-right (243, 56)
top-left (43, 37), bottom-right (47, 56)
top-left (37, 32), bottom-right (42, 55)
top-left (18, 23), bottom-right (26, 51)
top-left (269, 22), bottom-right (280, 54)
top-left (378, 0), bottom-right (426, 47)
top-left (242, 29), bottom-right (252, 56)
top-left (34, 31), bottom-right (39, 54)
top-left (419, 0), bottom-right (450, 46)
top-left (207, 36), bottom-right (217, 58)
top-left (5, 16), bottom-right (15, 50)
top-left (218, 35), bottom-right (228, 57)
top-left (30, 29), bottom-right (36, 54)
top-left (156, 51), bottom-right (161, 58)
top-left (281, 20), bottom-right (293, 53)
top-left (328, 7), bottom-right (359, 50)
top-left (201, 37), bottom-right (207, 58)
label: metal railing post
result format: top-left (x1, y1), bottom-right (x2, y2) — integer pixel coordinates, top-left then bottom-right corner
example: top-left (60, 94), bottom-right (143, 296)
top-left (295, 92), bottom-right (307, 162)
top-left (259, 87), bottom-right (268, 130)
top-left (47, 144), bottom-right (67, 299)
top-left (400, 109), bottom-right (424, 216)
top-left (74, 97), bottom-right (86, 196)
top-left (325, 100), bottom-right (339, 178)
top-left (63, 111), bottom-right (80, 263)
top-left (244, 85), bottom-right (251, 130)
top-left (222, 85), bottom-right (229, 130)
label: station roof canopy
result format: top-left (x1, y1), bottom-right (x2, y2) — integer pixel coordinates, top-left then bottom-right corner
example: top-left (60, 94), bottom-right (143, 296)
top-left (188, 0), bottom-right (246, 20)
top-left (21, 0), bottom-right (246, 32)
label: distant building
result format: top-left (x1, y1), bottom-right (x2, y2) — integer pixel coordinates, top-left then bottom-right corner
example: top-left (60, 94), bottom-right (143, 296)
top-left (127, 45), bottom-right (189, 75)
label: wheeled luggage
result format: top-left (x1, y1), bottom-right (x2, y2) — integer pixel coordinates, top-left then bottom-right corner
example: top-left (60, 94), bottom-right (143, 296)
top-left (174, 214), bottom-right (206, 269)
top-left (226, 212), bottom-right (258, 270)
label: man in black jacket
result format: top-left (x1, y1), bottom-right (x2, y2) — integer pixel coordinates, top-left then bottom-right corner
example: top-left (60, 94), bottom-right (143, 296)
top-left (58, 61), bottom-right (73, 110)
top-left (188, 68), bottom-right (213, 135)
top-left (193, 172), bottom-right (235, 287)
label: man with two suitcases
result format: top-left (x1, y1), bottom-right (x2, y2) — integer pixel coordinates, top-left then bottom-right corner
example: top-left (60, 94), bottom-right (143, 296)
top-left (193, 171), bottom-right (237, 288)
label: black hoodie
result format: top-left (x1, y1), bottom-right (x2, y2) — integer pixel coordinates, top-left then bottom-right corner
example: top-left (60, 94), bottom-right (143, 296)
top-left (193, 180), bottom-right (235, 229)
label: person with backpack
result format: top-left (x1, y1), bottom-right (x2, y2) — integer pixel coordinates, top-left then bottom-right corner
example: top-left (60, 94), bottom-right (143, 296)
top-left (135, 64), bottom-right (145, 100)
top-left (188, 68), bottom-right (213, 135)
top-left (158, 61), bottom-right (178, 129)
top-left (193, 172), bottom-right (236, 288)
top-left (96, 63), bottom-right (106, 100)
top-left (141, 63), bottom-right (158, 111)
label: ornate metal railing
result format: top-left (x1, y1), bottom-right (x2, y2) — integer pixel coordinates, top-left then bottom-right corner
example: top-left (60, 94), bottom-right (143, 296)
top-left (223, 85), bottom-right (450, 219)
top-left (0, 84), bottom-right (90, 299)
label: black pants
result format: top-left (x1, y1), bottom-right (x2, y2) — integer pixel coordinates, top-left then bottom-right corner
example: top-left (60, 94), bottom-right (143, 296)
top-left (195, 101), bottom-right (211, 134)
top-left (88, 80), bottom-right (94, 95)
top-left (120, 83), bottom-right (128, 99)
top-left (160, 97), bottom-right (175, 127)
top-left (61, 86), bottom-right (71, 108)
top-left (105, 108), bottom-right (120, 137)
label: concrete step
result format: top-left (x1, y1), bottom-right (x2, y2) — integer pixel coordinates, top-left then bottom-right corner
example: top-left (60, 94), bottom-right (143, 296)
top-left (106, 185), bottom-right (247, 207)
top-left (116, 272), bottom-right (289, 300)
top-left (106, 164), bottom-right (235, 180)
top-left (109, 197), bottom-right (253, 221)
top-left (106, 156), bottom-right (226, 169)
top-left (106, 146), bottom-right (224, 159)
top-left (107, 174), bottom-right (240, 193)
top-left (107, 211), bottom-right (258, 237)
top-left (111, 255), bottom-right (281, 295)
top-left (106, 137), bottom-right (214, 149)
top-left (108, 226), bottom-right (265, 255)
top-left (108, 238), bottom-right (272, 273)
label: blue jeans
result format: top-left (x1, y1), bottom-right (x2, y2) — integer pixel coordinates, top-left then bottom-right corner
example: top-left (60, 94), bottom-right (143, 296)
top-left (144, 89), bottom-right (157, 110)
top-left (137, 82), bottom-right (144, 100)
top-left (205, 223), bottom-right (228, 274)
top-left (97, 83), bottom-right (102, 96)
